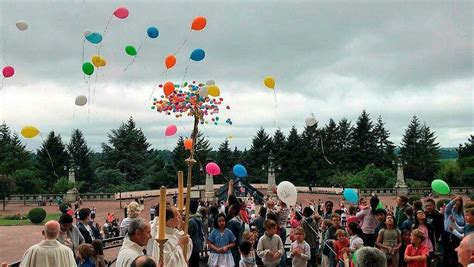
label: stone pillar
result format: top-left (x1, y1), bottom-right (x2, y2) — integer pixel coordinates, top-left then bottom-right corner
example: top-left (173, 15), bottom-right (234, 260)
top-left (204, 173), bottom-right (215, 201)
top-left (68, 167), bottom-right (76, 184)
top-left (267, 151), bottom-right (277, 197)
top-left (395, 162), bottom-right (408, 196)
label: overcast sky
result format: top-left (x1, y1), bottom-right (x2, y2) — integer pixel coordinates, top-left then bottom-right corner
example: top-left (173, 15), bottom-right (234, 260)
top-left (0, 0), bottom-right (472, 152)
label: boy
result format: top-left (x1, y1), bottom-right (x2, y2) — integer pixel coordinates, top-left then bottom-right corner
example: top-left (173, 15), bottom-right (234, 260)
top-left (333, 229), bottom-right (349, 266)
top-left (290, 227), bottom-right (311, 267)
top-left (240, 240), bottom-right (256, 267)
top-left (256, 219), bottom-right (284, 267)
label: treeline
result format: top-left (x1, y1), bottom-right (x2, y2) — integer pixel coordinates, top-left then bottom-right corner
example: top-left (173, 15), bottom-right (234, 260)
top-left (0, 110), bottom-right (473, 197)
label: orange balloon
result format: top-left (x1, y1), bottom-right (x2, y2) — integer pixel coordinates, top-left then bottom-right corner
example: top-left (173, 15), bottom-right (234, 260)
top-left (165, 55), bottom-right (176, 69)
top-left (184, 138), bottom-right (193, 150)
top-left (191, 16), bottom-right (207, 31)
top-left (163, 82), bottom-right (175, 96)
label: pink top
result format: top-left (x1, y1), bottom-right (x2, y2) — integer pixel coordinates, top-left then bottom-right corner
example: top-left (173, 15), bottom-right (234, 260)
top-left (356, 209), bottom-right (378, 234)
top-left (415, 225), bottom-right (433, 252)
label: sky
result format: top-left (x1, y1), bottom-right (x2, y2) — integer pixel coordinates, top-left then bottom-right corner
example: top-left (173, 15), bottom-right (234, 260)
top-left (0, 0), bottom-right (472, 152)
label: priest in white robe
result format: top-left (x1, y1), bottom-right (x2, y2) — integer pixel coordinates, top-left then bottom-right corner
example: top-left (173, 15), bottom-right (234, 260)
top-left (116, 217), bottom-right (152, 267)
top-left (20, 220), bottom-right (77, 267)
top-left (152, 206), bottom-right (192, 266)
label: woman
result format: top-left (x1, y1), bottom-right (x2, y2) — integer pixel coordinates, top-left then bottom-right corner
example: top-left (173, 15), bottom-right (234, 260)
top-left (356, 196), bottom-right (379, 247)
top-left (412, 210), bottom-right (433, 255)
top-left (442, 195), bottom-right (465, 266)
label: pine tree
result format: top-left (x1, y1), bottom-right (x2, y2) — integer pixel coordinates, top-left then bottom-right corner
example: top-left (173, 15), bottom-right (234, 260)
top-left (102, 117), bottom-right (152, 184)
top-left (67, 129), bottom-right (94, 189)
top-left (0, 123), bottom-right (33, 175)
top-left (247, 127), bottom-right (273, 183)
top-left (320, 119), bottom-right (339, 180)
top-left (457, 135), bottom-right (474, 186)
top-left (418, 123), bottom-right (440, 181)
top-left (335, 118), bottom-right (353, 171)
top-left (281, 126), bottom-right (304, 184)
top-left (350, 110), bottom-right (377, 171)
top-left (372, 116), bottom-right (396, 169)
top-left (216, 139), bottom-right (233, 182)
top-left (272, 129), bottom-right (286, 174)
top-left (37, 131), bottom-right (69, 191)
top-left (301, 123), bottom-right (322, 186)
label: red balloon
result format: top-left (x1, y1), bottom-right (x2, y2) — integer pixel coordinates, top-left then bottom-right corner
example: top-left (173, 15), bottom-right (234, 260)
top-left (184, 138), bottom-right (193, 150)
top-left (113, 7), bottom-right (129, 19)
top-left (191, 16), bottom-right (207, 31)
top-left (164, 55), bottom-right (176, 69)
top-left (2, 66), bottom-right (14, 78)
top-left (163, 82), bottom-right (175, 96)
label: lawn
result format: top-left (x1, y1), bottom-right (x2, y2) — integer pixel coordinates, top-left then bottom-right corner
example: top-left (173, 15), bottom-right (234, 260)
top-left (0, 212), bottom-right (61, 226)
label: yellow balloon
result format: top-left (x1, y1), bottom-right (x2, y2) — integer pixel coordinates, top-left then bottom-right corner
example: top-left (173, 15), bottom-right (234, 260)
top-left (228, 135), bottom-right (234, 139)
top-left (264, 76), bottom-right (275, 89)
top-left (99, 58), bottom-right (106, 67)
top-left (208, 85), bottom-right (220, 97)
top-left (91, 55), bottom-right (101, 67)
top-left (21, 126), bottom-right (39, 138)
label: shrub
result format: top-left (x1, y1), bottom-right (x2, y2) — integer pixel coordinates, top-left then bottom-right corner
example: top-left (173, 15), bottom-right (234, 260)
top-left (4, 213), bottom-right (26, 220)
top-left (437, 199), bottom-right (450, 210)
top-left (28, 208), bottom-right (46, 224)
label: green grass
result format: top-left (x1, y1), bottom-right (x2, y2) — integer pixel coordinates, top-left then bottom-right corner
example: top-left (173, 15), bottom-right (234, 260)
top-left (0, 212), bottom-right (61, 226)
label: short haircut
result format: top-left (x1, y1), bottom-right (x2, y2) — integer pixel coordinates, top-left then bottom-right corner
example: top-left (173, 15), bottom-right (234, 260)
top-left (239, 240), bottom-right (252, 255)
top-left (266, 213), bottom-right (279, 224)
top-left (213, 213), bottom-right (226, 229)
top-left (398, 196), bottom-right (408, 205)
top-left (58, 214), bottom-right (74, 224)
top-left (165, 207), bottom-right (175, 221)
top-left (425, 198), bottom-right (435, 205)
top-left (413, 200), bottom-right (423, 211)
top-left (404, 207), bottom-right (414, 217)
top-left (465, 207), bottom-right (474, 216)
top-left (355, 246), bottom-right (387, 267)
top-left (411, 229), bottom-right (425, 241)
top-left (92, 239), bottom-right (103, 255)
top-left (348, 205), bottom-right (357, 215)
top-left (335, 229), bottom-right (347, 237)
top-left (77, 243), bottom-right (94, 259)
top-left (78, 208), bottom-right (91, 220)
top-left (322, 219), bottom-right (333, 227)
top-left (375, 208), bottom-right (387, 216)
top-left (128, 217), bottom-right (146, 237)
top-left (190, 199), bottom-right (199, 214)
top-left (264, 219), bottom-right (277, 230)
top-left (131, 255), bottom-right (157, 267)
top-left (242, 231), bottom-right (251, 241)
top-left (294, 226), bottom-right (304, 235)
top-left (325, 201), bottom-right (333, 206)
top-left (303, 207), bottom-right (313, 217)
top-left (258, 207), bottom-right (267, 217)
top-left (331, 213), bottom-right (341, 219)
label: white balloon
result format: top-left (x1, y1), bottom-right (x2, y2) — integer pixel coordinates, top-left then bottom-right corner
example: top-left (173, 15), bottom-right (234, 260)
top-left (75, 95), bottom-right (87, 106)
top-left (16, 20), bottom-right (28, 31)
top-left (277, 181), bottom-right (297, 206)
top-left (206, 80), bottom-right (215, 86)
top-left (305, 117), bottom-right (318, 127)
top-left (199, 86), bottom-right (209, 97)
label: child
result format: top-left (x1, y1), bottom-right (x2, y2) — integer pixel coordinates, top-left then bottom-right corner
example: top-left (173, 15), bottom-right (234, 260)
top-left (239, 240), bottom-right (256, 267)
top-left (256, 219), bottom-right (284, 267)
top-left (399, 229), bottom-right (411, 267)
top-left (320, 219), bottom-right (333, 267)
top-left (207, 213), bottom-right (236, 267)
top-left (333, 229), bottom-right (349, 267)
top-left (376, 214), bottom-right (401, 267)
top-left (404, 229), bottom-right (429, 267)
top-left (290, 226), bottom-right (311, 267)
top-left (91, 239), bottom-right (106, 267)
top-left (77, 243), bottom-right (95, 267)
top-left (347, 222), bottom-right (364, 253)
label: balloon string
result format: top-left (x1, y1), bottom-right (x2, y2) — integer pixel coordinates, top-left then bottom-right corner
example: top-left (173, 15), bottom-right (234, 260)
top-left (173, 29), bottom-right (191, 56)
top-left (87, 77), bottom-right (91, 121)
top-left (319, 132), bottom-right (334, 165)
top-left (93, 69), bottom-right (99, 105)
top-left (82, 39), bottom-right (86, 81)
top-left (180, 59), bottom-right (191, 87)
top-left (40, 133), bottom-right (59, 178)
top-left (124, 37), bottom-right (147, 72)
top-left (97, 14), bottom-right (113, 55)
top-left (273, 89), bottom-right (277, 127)
top-left (2, 39), bottom-right (8, 65)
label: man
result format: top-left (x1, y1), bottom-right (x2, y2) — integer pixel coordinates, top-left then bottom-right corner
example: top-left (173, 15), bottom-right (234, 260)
top-left (395, 195), bottom-right (411, 230)
top-left (152, 206), bottom-right (192, 266)
top-left (57, 213), bottom-right (84, 258)
top-left (131, 255), bottom-right (157, 267)
top-left (455, 233), bottom-right (474, 267)
top-left (323, 201), bottom-right (333, 219)
top-left (116, 217), bottom-right (152, 267)
top-left (188, 200), bottom-right (204, 267)
top-left (77, 208), bottom-right (100, 244)
top-left (424, 198), bottom-right (444, 249)
top-left (353, 246), bottom-right (387, 267)
top-left (20, 220), bottom-right (77, 267)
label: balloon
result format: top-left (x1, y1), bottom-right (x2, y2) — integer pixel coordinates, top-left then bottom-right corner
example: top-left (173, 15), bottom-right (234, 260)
top-left (199, 86), bottom-right (209, 97)
top-left (21, 126), bottom-right (39, 139)
top-left (205, 162), bottom-right (221, 176)
top-left (343, 188), bottom-right (358, 204)
top-left (82, 62), bottom-right (94, 75)
top-left (431, 179), bottom-right (450, 195)
top-left (85, 32), bottom-right (102, 44)
top-left (163, 82), bottom-right (175, 96)
top-left (125, 45), bottom-right (137, 56)
top-left (206, 80), bottom-right (215, 86)
top-left (164, 124), bottom-right (177, 136)
top-left (305, 115), bottom-right (318, 127)
top-left (191, 16), bottom-right (207, 31)
top-left (164, 55), bottom-right (176, 69)
top-left (15, 20), bottom-right (28, 31)
top-left (84, 29), bottom-right (92, 38)
top-left (113, 6), bottom-right (129, 19)
top-left (2, 66), bottom-right (15, 78)
top-left (277, 181), bottom-right (298, 206)
top-left (147, 26), bottom-right (159, 38)
top-left (233, 164), bottom-right (247, 178)
top-left (190, 48), bottom-right (205, 61)
top-left (75, 95), bottom-right (87, 106)
top-left (264, 76), bottom-right (275, 89)
top-left (91, 55), bottom-right (106, 67)
top-left (184, 139), bottom-right (193, 150)
top-left (207, 85), bottom-right (220, 97)
top-left (377, 201), bottom-right (384, 210)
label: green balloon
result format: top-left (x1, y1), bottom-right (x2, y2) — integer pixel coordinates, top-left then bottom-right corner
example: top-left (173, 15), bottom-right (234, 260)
top-left (431, 179), bottom-right (450, 195)
top-left (82, 62), bottom-right (94, 75)
top-left (125, 45), bottom-right (137, 56)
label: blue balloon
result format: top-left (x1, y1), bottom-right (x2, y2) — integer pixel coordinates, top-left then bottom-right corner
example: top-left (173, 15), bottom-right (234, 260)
top-left (343, 188), bottom-right (359, 204)
top-left (190, 48), bottom-right (205, 61)
top-left (233, 164), bottom-right (247, 178)
top-left (147, 27), bottom-right (159, 39)
top-left (86, 32), bottom-right (103, 44)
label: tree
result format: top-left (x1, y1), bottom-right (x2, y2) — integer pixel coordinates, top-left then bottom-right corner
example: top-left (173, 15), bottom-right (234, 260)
top-left (246, 127), bottom-right (273, 183)
top-left (418, 123), bottom-right (440, 180)
top-left (350, 110), bottom-right (377, 171)
top-left (372, 116), bottom-right (396, 169)
top-left (300, 124), bottom-right (320, 183)
top-left (52, 177), bottom-right (75, 195)
top-left (0, 123), bottom-right (33, 175)
top-left (457, 135), bottom-right (474, 186)
top-left (271, 129), bottom-right (286, 172)
top-left (102, 117), bottom-right (152, 183)
top-left (194, 131), bottom-right (212, 185)
top-left (335, 118), bottom-right (353, 172)
top-left (280, 126), bottom-right (304, 184)
top-left (12, 169), bottom-right (44, 205)
top-left (67, 129), bottom-right (94, 190)
top-left (0, 174), bottom-right (15, 211)
top-left (216, 139), bottom-right (233, 183)
top-left (37, 131), bottom-right (69, 191)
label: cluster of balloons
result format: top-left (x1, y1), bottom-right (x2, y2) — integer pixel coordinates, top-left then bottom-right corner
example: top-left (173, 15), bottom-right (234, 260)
top-left (225, 118), bottom-right (233, 125)
top-left (151, 81), bottom-right (231, 126)
top-left (277, 181), bottom-right (297, 206)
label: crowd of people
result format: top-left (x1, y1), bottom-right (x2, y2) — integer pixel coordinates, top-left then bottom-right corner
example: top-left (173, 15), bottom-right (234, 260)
top-left (11, 185), bottom-right (474, 267)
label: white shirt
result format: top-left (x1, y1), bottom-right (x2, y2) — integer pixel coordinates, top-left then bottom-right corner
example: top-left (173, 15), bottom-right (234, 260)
top-left (146, 217), bottom-right (159, 255)
top-left (20, 239), bottom-right (77, 267)
top-left (152, 227), bottom-right (192, 266)
top-left (116, 237), bottom-right (144, 267)
top-left (349, 235), bottom-right (364, 251)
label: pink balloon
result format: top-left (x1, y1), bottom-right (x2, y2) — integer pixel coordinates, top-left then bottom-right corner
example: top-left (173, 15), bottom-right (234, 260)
top-left (206, 162), bottom-right (221, 176)
top-left (164, 124), bottom-right (177, 136)
top-left (113, 7), bottom-right (129, 19)
top-left (2, 66), bottom-right (14, 78)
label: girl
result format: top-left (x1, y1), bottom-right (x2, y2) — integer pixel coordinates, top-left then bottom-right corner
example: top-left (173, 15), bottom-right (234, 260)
top-left (91, 239), bottom-right (106, 267)
top-left (404, 229), bottom-right (429, 267)
top-left (347, 222), bottom-right (364, 254)
top-left (208, 213), bottom-right (236, 267)
top-left (443, 195), bottom-right (465, 266)
top-left (376, 214), bottom-right (401, 267)
top-left (77, 243), bottom-right (95, 267)
top-left (356, 196), bottom-right (379, 247)
top-left (333, 229), bottom-right (349, 267)
top-left (412, 210), bottom-right (433, 255)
